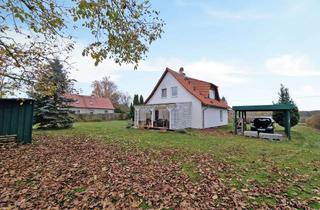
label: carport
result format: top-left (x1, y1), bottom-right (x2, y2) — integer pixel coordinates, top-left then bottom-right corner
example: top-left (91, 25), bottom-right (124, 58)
top-left (232, 104), bottom-right (295, 140)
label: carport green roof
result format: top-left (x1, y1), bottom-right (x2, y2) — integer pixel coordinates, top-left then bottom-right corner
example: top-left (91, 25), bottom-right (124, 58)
top-left (232, 104), bottom-right (295, 111)
top-left (232, 104), bottom-right (294, 140)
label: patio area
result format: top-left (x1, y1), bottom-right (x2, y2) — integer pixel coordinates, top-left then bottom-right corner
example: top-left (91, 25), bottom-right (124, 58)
top-left (134, 102), bottom-right (192, 130)
top-left (134, 104), bottom-right (175, 129)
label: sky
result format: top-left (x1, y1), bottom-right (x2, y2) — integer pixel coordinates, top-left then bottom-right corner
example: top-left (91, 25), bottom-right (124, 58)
top-left (68, 0), bottom-right (320, 111)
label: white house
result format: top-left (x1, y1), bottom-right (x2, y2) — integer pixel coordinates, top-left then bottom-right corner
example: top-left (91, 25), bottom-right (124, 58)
top-left (134, 67), bottom-right (229, 129)
top-left (66, 94), bottom-right (115, 114)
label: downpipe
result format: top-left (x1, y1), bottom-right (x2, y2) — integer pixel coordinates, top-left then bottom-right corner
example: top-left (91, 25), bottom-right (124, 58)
top-left (202, 106), bottom-right (209, 129)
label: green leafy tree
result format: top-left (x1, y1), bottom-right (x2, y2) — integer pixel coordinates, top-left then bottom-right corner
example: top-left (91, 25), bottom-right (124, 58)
top-left (30, 59), bottom-right (75, 129)
top-left (1, 0), bottom-right (164, 95)
top-left (272, 84), bottom-right (300, 127)
top-left (139, 95), bottom-right (144, 105)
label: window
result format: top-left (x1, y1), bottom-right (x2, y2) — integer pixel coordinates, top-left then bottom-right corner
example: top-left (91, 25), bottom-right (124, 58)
top-left (220, 110), bottom-right (223, 122)
top-left (171, 86), bottom-right (178, 97)
top-left (161, 88), bottom-right (167, 98)
top-left (209, 90), bottom-right (216, 99)
top-left (90, 110), bottom-right (94, 115)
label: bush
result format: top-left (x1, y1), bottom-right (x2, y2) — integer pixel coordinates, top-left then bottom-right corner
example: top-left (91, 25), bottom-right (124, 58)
top-left (306, 115), bottom-right (320, 130)
top-left (272, 84), bottom-right (300, 128)
top-left (273, 106), bottom-right (300, 128)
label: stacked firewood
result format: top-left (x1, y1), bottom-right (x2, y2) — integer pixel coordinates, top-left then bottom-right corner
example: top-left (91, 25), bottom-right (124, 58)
top-left (0, 135), bottom-right (17, 145)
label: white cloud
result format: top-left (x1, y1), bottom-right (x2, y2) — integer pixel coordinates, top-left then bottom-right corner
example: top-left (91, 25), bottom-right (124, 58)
top-left (69, 42), bottom-right (132, 83)
top-left (69, 45), bottom-right (182, 83)
top-left (295, 85), bottom-right (319, 97)
top-left (69, 42), bottom-right (250, 87)
top-left (293, 85), bottom-right (320, 111)
top-left (301, 85), bottom-right (318, 95)
top-left (265, 54), bottom-right (320, 76)
top-left (183, 60), bottom-right (249, 87)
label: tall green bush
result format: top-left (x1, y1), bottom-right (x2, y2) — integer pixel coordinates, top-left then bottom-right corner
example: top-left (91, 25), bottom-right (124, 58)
top-left (272, 84), bottom-right (300, 127)
top-left (31, 59), bottom-right (74, 129)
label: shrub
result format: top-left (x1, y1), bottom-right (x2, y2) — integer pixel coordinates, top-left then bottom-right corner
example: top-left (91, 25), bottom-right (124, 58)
top-left (272, 84), bottom-right (300, 128)
top-left (306, 115), bottom-right (320, 130)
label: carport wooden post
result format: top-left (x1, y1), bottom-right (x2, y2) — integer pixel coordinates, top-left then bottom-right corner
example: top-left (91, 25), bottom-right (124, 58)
top-left (234, 110), bottom-right (237, 134)
top-left (244, 111), bottom-right (247, 131)
top-left (285, 110), bottom-right (291, 140)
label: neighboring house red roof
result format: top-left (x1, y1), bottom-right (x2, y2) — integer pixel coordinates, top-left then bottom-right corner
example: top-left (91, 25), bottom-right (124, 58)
top-left (145, 68), bottom-right (229, 109)
top-left (66, 94), bottom-right (115, 110)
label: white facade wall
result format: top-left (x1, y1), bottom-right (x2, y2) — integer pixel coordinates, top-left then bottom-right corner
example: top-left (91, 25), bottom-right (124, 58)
top-left (203, 107), bottom-right (228, 128)
top-left (146, 73), bottom-right (203, 128)
top-left (171, 102), bottom-right (192, 129)
top-left (146, 72), bottom-right (229, 129)
top-left (69, 107), bottom-right (114, 114)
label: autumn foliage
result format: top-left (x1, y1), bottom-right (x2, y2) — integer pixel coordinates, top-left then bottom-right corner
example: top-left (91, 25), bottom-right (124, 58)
top-left (0, 135), bottom-right (314, 209)
top-left (306, 114), bottom-right (320, 130)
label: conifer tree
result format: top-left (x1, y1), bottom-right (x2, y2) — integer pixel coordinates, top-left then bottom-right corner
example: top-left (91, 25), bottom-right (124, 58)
top-left (31, 59), bottom-right (74, 129)
top-left (129, 103), bottom-right (135, 120)
top-left (272, 84), bottom-right (300, 127)
top-left (133, 94), bottom-right (140, 105)
top-left (139, 95), bottom-right (144, 104)
top-left (221, 96), bottom-right (227, 104)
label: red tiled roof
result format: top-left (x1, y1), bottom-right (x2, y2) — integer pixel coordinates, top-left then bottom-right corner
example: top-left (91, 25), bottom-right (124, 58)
top-left (65, 94), bottom-right (114, 110)
top-left (145, 68), bottom-right (229, 109)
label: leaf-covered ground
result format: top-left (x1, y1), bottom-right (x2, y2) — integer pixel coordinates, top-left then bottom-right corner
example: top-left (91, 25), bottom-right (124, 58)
top-left (1, 133), bottom-right (319, 209)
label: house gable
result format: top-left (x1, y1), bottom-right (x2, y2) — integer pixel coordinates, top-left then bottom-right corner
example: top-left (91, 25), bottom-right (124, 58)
top-left (146, 71), bottom-right (201, 105)
top-left (145, 68), bottom-right (228, 109)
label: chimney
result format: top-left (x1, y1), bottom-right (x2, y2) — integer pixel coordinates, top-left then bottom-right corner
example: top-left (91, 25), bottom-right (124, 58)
top-left (179, 67), bottom-right (185, 76)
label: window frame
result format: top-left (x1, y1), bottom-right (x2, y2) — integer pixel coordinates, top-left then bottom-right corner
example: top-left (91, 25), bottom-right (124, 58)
top-left (171, 86), bottom-right (178, 97)
top-left (209, 89), bottom-right (216, 99)
top-left (161, 88), bottom-right (167, 98)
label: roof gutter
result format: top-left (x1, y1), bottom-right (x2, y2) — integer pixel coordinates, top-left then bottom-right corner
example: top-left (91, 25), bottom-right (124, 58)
top-left (203, 103), bottom-right (229, 110)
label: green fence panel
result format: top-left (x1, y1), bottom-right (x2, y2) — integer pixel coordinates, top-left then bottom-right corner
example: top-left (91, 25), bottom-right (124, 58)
top-left (0, 99), bottom-right (34, 144)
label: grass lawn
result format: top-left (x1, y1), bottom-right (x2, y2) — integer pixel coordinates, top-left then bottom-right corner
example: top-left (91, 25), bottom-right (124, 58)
top-left (35, 120), bottom-right (320, 208)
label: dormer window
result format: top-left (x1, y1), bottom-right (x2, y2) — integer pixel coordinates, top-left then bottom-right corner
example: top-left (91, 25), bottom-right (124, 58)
top-left (161, 88), bottom-right (167, 98)
top-left (209, 90), bottom-right (216, 99)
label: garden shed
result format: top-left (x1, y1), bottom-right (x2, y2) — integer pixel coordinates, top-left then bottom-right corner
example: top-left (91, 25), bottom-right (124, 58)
top-left (0, 98), bottom-right (34, 144)
top-left (232, 104), bottom-right (295, 140)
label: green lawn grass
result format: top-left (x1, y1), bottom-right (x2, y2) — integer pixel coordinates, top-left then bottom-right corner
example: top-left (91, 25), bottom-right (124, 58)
top-left (35, 121), bottom-right (320, 207)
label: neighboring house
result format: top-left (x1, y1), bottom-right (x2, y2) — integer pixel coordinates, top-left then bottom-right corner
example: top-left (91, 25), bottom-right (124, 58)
top-left (134, 67), bottom-right (229, 129)
top-left (66, 94), bottom-right (115, 114)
